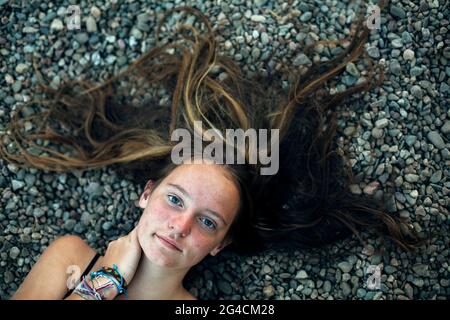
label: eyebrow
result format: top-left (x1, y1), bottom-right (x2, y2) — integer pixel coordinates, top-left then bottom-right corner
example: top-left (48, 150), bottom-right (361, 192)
top-left (167, 183), bottom-right (228, 226)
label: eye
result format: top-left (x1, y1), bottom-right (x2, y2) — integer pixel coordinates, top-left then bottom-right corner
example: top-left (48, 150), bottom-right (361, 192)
top-left (198, 217), bottom-right (217, 230)
top-left (167, 194), bottom-right (182, 207)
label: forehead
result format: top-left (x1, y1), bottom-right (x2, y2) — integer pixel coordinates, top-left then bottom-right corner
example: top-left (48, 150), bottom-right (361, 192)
top-left (162, 164), bottom-right (240, 220)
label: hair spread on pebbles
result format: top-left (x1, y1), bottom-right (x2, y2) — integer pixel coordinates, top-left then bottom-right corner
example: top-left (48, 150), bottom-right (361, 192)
top-left (0, 4), bottom-right (427, 254)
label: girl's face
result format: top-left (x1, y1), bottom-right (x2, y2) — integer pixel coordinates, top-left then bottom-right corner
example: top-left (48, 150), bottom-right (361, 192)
top-left (136, 163), bottom-right (240, 269)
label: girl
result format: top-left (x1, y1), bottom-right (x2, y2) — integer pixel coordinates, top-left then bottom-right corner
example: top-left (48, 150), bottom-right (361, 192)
top-left (1, 6), bottom-right (425, 299)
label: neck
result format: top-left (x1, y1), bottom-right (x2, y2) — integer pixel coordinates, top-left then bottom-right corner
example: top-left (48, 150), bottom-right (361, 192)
top-left (120, 254), bottom-right (190, 300)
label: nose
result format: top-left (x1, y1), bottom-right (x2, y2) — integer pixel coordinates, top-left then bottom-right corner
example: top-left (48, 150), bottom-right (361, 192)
top-left (168, 211), bottom-right (194, 237)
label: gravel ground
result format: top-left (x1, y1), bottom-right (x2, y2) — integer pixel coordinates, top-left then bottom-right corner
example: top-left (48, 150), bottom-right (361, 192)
top-left (0, 0), bottom-right (449, 300)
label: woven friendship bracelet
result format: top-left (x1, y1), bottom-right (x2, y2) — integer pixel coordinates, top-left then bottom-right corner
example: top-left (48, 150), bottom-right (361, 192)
top-left (72, 275), bottom-right (104, 300)
top-left (90, 264), bottom-right (128, 298)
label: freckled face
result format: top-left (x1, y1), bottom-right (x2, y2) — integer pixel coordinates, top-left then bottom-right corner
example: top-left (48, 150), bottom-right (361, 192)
top-left (136, 163), bottom-right (240, 269)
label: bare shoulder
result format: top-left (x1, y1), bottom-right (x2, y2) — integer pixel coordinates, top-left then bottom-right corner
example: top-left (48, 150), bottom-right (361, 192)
top-left (41, 235), bottom-right (98, 270)
top-left (12, 235), bottom-right (98, 299)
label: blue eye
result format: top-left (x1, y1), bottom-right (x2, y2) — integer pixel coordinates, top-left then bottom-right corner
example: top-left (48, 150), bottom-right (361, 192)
top-left (167, 194), bottom-right (182, 207)
top-left (199, 217), bottom-right (217, 230)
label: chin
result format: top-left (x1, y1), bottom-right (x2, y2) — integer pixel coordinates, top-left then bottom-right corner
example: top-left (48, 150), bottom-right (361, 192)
top-left (140, 233), bottom-right (181, 268)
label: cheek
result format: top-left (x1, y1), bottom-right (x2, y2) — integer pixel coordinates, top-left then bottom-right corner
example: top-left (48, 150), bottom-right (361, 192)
top-left (189, 232), bottom-right (220, 254)
top-left (137, 202), bottom-right (169, 244)
top-left (141, 200), bottom-right (168, 224)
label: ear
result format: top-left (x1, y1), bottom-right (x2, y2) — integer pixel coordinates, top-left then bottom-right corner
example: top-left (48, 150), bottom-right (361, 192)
top-left (138, 180), bottom-right (155, 209)
top-left (209, 238), bottom-right (232, 256)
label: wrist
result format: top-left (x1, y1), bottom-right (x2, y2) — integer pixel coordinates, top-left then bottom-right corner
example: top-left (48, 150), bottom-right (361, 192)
top-left (87, 276), bottom-right (119, 300)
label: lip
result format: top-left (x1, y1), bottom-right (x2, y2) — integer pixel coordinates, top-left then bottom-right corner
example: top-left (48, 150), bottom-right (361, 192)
top-left (155, 234), bottom-right (182, 252)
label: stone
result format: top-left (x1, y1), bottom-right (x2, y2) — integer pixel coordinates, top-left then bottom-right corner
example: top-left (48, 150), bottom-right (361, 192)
top-left (15, 63), bottom-right (29, 74)
top-left (295, 270), bottom-right (308, 279)
top-left (50, 18), bottom-right (64, 31)
top-left (340, 282), bottom-right (352, 297)
top-left (293, 53), bottom-right (311, 66)
top-left (412, 264), bottom-right (429, 277)
top-left (441, 121), bottom-right (450, 134)
top-left (85, 16), bottom-right (97, 33)
top-left (12, 180), bottom-right (25, 191)
top-left (338, 262), bottom-right (353, 273)
top-left (410, 66), bottom-right (423, 77)
top-left (64, 219), bottom-right (76, 231)
top-left (250, 15), bottom-right (266, 23)
top-left (217, 280), bottom-right (232, 295)
top-left (9, 247), bottom-right (20, 259)
top-left (371, 127), bottom-right (384, 139)
top-left (300, 12), bottom-right (312, 22)
top-left (390, 5), bottom-right (406, 19)
top-left (263, 285), bottom-right (275, 298)
top-left (375, 118), bottom-right (389, 129)
top-left (427, 131), bottom-right (446, 149)
top-left (33, 208), bottom-right (45, 218)
top-left (405, 174), bottom-right (419, 183)
top-left (367, 47), bottom-right (380, 58)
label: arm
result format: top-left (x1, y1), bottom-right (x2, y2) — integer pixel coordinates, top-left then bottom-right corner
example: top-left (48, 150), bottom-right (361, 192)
top-left (11, 235), bottom-right (96, 300)
top-left (64, 277), bottom-right (119, 300)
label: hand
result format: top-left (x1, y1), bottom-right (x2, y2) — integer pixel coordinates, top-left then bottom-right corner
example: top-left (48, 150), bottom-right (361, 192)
top-left (100, 226), bottom-right (142, 287)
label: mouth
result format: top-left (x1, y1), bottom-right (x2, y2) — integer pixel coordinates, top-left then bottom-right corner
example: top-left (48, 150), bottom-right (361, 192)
top-left (155, 234), bottom-right (183, 252)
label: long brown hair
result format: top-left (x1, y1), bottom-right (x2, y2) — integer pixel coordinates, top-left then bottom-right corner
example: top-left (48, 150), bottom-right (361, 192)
top-left (0, 5), bottom-right (427, 254)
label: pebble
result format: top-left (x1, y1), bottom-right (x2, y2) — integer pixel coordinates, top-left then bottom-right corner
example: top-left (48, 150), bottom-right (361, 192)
top-left (263, 285), bottom-right (275, 298)
top-left (86, 16), bottom-right (97, 33)
top-left (337, 262), bottom-right (353, 273)
top-left (390, 5), bottom-right (406, 19)
top-left (427, 131), bottom-right (446, 149)
top-left (9, 247), bottom-right (20, 259)
top-left (4, 271), bottom-right (14, 284)
top-left (250, 15), bottom-right (266, 23)
top-left (441, 121), bottom-right (450, 134)
top-left (403, 49), bottom-right (415, 61)
top-left (410, 66), bottom-right (423, 77)
top-left (371, 127), bottom-right (384, 139)
top-left (323, 281), bottom-right (332, 293)
top-left (12, 180), bottom-right (25, 191)
top-left (391, 39), bottom-right (403, 49)
top-left (346, 63), bottom-right (359, 77)
top-left (102, 221), bottom-right (113, 231)
top-left (412, 264), bottom-right (429, 277)
top-left (405, 174), bottom-right (419, 183)
top-left (389, 60), bottom-right (401, 75)
top-left (64, 219), bottom-right (76, 232)
top-left (340, 282), bottom-right (351, 297)
top-left (90, 6), bottom-right (101, 18)
top-left (404, 283), bottom-right (414, 299)
top-left (430, 170), bottom-right (442, 183)
top-left (295, 270), bottom-right (308, 279)
top-left (217, 280), bottom-right (232, 295)
top-left (367, 47), bottom-right (380, 58)
top-left (15, 63), bottom-right (29, 74)
top-left (50, 19), bottom-right (64, 31)
top-left (410, 85), bottom-right (423, 98)
top-left (293, 53), bottom-right (312, 66)
top-left (12, 81), bottom-right (22, 93)
top-left (74, 33), bottom-right (89, 44)
top-left (262, 265), bottom-right (272, 274)
top-left (412, 278), bottom-right (424, 287)
top-left (300, 12), bottom-right (312, 22)
top-left (261, 32), bottom-right (269, 45)
top-left (375, 118), bottom-right (389, 129)
top-left (33, 208), bottom-right (45, 218)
